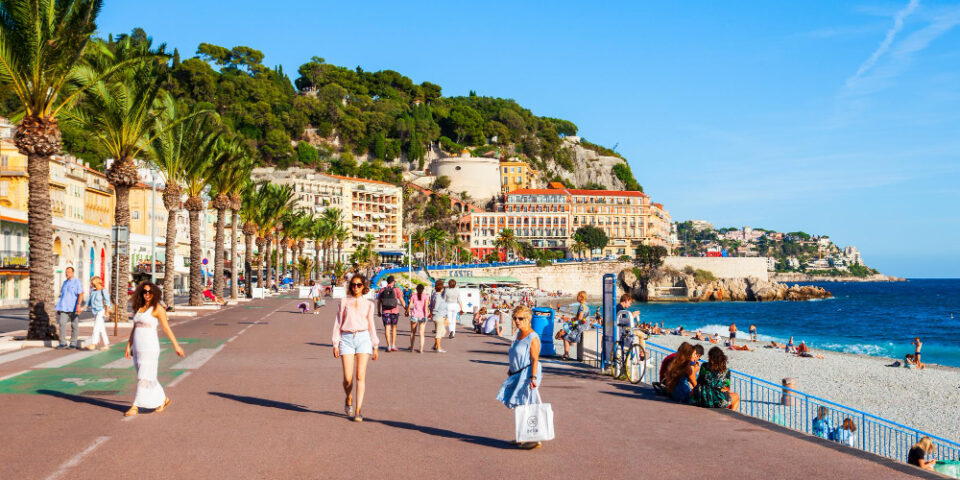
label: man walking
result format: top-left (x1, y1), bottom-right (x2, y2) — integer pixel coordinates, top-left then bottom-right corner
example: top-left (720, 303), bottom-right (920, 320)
top-left (443, 279), bottom-right (465, 339)
top-left (55, 267), bottom-right (84, 349)
top-left (376, 275), bottom-right (406, 351)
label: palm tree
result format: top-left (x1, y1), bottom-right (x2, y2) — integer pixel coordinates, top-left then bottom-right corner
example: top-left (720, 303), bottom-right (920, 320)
top-left (334, 225), bottom-right (350, 268)
top-left (571, 240), bottom-right (588, 261)
top-left (79, 36), bottom-right (168, 303)
top-left (1, 0), bottom-right (114, 339)
top-left (310, 216), bottom-right (333, 282)
top-left (239, 183), bottom-right (266, 291)
top-left (208, 139), bottom-right (249, 299)
top-left (181, 119), bottom-right (222, 305)
top-left (149, 106), bottom-right (217, 308)
top-left (228, 177), bottom-right (251, 299)
top-left (495, 228), bottom-right (520, 261)
top-left (318, 208), bottom-right (343, 272)
top-left (424, 228), bottom-right (446, 265)
top-left (258, 184), bottom-right (296, 290)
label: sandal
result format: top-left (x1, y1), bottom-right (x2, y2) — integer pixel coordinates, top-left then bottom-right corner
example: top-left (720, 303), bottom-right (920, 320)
top-left (344, 399), bottom-right (354, 417)
top-left (352, 413), bottom-right (364, 422)
top-left (124, 406), bottom-right (139, 417)
top-left (155, 397), bottom-right (172, 413)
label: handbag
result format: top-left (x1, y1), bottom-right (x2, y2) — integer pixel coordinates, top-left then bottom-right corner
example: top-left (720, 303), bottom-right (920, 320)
top-left (514, 390), bottom-right (554, 443)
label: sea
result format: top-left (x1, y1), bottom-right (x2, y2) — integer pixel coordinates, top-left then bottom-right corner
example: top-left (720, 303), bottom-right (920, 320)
top-left (619, 279), bottom-right (960, 368)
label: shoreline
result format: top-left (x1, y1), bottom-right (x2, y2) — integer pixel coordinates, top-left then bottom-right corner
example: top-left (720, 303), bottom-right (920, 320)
top-left (770, 273), bottom-right (905, 283)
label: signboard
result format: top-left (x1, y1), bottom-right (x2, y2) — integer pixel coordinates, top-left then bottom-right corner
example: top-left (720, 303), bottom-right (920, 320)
top-left (202, 258), bottom-right (208, 265)
top-left (601, 273), bottom-right (617, 368)
top-left (1, 255), bottom-right (28, 269)
top-left (111, 226), bottom-right (129, 243)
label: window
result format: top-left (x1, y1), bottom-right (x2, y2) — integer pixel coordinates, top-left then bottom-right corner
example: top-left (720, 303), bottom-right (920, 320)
top-left (132, 211), bottom-right (140, 220)
top-left (0, 181), bottom-right (7, 197)
top-left (1, 154), bottom-right (7, 167)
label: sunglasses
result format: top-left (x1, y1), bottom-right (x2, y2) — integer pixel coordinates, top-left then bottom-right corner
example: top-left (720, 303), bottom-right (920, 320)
top-left (350, 283), bottom-right (363, 288)
top-left (142, 290), bottom-right (153, 296)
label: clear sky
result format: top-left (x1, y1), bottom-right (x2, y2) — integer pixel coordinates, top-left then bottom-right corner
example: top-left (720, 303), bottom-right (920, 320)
top-left (97, 1), bottom-right (960, 278)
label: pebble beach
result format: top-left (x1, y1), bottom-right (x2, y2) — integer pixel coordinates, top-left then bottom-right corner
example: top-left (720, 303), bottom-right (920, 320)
top-left (648, 333), bottom-right (960, 443)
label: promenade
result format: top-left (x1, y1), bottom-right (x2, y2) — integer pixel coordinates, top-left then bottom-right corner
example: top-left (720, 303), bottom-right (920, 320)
top-left (0, 296), bottom-right (936, 479)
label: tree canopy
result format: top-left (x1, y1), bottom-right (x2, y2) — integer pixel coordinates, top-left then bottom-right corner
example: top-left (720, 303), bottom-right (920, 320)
top-left (573, 225), bottom-right (609, 251)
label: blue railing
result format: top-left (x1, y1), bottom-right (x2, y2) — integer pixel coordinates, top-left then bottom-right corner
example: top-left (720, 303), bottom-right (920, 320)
top-left (639, 340), bottom-right (960, 465)
top-left (370, 258), bottom-right (619, 285)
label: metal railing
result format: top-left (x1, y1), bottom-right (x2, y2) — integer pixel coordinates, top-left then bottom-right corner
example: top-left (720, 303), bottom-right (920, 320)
top-left (640, 340), bottom-right (960, 465)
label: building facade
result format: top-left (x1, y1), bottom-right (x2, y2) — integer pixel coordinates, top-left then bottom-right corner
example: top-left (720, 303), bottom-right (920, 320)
top-left (499, 159), bottom-right (539, 193)
top-left (459, 183), bottom-right (671, 259)
top-left (251, 167), bottom-right (404, 261)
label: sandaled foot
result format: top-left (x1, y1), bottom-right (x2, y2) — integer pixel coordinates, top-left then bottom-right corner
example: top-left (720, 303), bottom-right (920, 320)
top-left (124, 406), bottom-right (139, 417)
top-left (155, 397), bottom-right (171, 413)
top-left (518, 442), bottom-right (542, 450)
top-left (352, 413), bottom-right (364, 422)
top-left (344, 400), bottom-right (354, 417)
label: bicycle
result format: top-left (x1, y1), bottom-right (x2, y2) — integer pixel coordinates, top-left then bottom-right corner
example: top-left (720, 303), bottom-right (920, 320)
top-left (608, 312), bottom-right (645, 384)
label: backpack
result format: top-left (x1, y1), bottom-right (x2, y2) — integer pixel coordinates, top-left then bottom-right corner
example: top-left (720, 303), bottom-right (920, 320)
top-left (379, 286), bottom-right (398, 309)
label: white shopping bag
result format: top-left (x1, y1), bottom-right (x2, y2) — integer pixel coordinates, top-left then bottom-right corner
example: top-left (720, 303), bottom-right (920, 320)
top-left (514, 392), bottom-right (554, 443)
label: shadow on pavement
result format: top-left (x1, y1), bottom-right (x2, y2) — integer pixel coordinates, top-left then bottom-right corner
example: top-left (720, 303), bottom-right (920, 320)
top-left (37, 389), bottom-right (129, 412)
top-left (305, 342), bottom-right (333, 348)
top-left (208, 391), bottom-right (340, 418)
top-left (369, 418), bottom-right (514, 449)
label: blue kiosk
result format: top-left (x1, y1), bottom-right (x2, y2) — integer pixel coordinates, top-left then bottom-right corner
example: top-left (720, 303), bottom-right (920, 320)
top-left (531, 307), bottom-right (557, 356)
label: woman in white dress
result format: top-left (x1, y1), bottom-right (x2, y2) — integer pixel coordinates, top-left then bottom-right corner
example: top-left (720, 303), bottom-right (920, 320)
top-left (124, 282), bottom-right (185, 416)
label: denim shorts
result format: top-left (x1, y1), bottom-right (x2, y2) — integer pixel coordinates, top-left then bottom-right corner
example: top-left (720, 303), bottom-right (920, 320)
top-left (339, 331), bottom-right (373, 355)
top-left (411, 316), bottom-right (427, 323)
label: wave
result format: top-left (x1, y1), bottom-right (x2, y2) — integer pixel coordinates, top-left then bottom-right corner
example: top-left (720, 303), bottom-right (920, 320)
top-left (818, 342), bottom-right (896, 357)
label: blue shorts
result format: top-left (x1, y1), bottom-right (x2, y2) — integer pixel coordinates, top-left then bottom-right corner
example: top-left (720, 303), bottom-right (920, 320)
top-left (339, 331), bottom-right (373, 355)
top-left (411, 316), bottom-right (427, 323)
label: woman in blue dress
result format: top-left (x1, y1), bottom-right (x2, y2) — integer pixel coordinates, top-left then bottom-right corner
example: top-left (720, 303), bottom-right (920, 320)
top-left (496, 305), bottom-right (543, 449)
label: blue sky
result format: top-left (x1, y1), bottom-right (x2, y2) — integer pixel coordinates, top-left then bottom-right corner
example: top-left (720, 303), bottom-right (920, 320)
top-left (98, 1), bottom-right (960, 277)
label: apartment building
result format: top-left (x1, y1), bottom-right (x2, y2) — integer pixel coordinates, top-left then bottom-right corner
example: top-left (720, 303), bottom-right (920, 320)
top-left (251, 168), bottom-right (404, 261)
top-left (460, 182), bottom-right (671, 259)
top-left (499, 159), bottom-right (539, 193)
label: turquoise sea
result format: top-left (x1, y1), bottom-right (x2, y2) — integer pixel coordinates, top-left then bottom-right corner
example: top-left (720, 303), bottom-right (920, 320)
top-left (621, 279), bottom-right (960, 368)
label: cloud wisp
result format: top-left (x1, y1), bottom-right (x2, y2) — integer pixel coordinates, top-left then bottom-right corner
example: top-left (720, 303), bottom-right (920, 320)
top-left (847, 0), bottom-right (920, 86)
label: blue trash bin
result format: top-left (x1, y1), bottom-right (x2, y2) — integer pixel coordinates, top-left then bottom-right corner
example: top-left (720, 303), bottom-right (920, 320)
top-left (532, 307), bottom-right (556, 356)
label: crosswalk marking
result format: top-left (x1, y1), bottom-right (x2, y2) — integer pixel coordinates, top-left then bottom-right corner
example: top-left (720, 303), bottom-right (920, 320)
top-left (0, 370), bottom-right (28, 382)
top-left (32, 351), bottom-right (98, 369)
top-left (100, 349), bottom-right (165, 369)
top-left (0, 348), bottom-right (46, 365)
top-left (169, 346), bottom-right (224, 370)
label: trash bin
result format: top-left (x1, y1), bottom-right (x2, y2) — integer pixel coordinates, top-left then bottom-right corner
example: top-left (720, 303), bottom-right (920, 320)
top-left (781, 377), bottom-right (797, 406)
top-left (532, 307), bottom-right (556, 357)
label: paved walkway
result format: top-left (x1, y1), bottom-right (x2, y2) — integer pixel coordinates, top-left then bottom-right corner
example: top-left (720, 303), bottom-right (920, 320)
top-left (0, 297), bottom-right (937, 479)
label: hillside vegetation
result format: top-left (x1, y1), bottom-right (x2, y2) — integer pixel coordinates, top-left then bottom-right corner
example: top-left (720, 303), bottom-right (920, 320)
top-left (0, 29), bottom-right (640, 190)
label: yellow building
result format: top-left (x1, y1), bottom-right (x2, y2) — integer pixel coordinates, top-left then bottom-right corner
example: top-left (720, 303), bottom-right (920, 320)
top-left (646, 202), bottom-right (672, 250)
top-left (0, 138), bottom-right (28, 212)
top-left (499, 159), bottom-right (539, 193)
top-left (0, 130), bottom-right (30, 307)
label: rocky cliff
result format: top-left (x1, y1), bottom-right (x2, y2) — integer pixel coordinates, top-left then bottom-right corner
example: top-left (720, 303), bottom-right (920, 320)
top-left (619, 268), bottom-right (833, 302)
top-left (540, 137), bottom-right (631, 190)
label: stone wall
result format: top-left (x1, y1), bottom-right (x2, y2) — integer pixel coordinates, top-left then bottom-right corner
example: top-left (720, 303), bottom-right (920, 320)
top-left (662, 257), bottom-right (769, 282)
top-left (431, 261), bottom-right (632, 298)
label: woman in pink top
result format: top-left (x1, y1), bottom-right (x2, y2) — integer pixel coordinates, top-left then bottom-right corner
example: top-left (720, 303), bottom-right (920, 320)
top-left (406, 284), bottom-right (431, 353)
top-left (333, 273), bottom-right (379, 421)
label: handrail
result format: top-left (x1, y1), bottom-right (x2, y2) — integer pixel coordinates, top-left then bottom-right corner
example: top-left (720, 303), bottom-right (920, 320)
top-left (637, 339), bottom-right (960, 464)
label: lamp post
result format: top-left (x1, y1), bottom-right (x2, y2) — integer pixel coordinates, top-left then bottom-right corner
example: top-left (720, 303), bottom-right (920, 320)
top-left (150, 170), bottom-right (156, 284)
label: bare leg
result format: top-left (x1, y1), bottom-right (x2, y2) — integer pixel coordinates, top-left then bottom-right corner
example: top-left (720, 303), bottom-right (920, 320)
top-left (355, 353), bottom-right (370, 415)
top-left (409, 322), bottom-right (417, 350)
top-left (411, 322), bottom-right (427, 353)
top-left (391, 324), bottom-right (398, 349)
top-left (341, 354), bottom-right (356, 408)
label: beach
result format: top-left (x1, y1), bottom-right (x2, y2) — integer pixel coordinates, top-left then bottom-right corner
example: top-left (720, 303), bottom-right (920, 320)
top-left (649, 333), bottom-right (960, 443)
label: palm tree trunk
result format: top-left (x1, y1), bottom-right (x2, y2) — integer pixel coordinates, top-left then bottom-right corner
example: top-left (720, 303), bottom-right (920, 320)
top-left (314, 242), bottom-right (321, 282)
top-left (291, 245), bottom-right (299, 285)
top-left (188, 209), bottom-right (203, 306)
top-left (230, 211), bottom-right (239, 299)
top-left (213, 207), bottom-right (226, 299)
top-left (26, 153), bottom-right (56, 340)
top-left (244, 233), bottom-right (254, 294)
top-left (112, 184), bottom-right (132, 309)
top-left (281, 241), bottom-right (289, 284)
top-left (162, 211), bottom-right (178, 309)
top-left (265, 240), bottom-right (273, 291)
top-left (256, 238), bottom-right (265, 288)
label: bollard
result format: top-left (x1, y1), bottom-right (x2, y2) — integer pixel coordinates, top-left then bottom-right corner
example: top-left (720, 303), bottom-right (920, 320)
top-left (577, 335), bottom-right (584, 363)
top-left (781, 377), bottom-right (797, 406)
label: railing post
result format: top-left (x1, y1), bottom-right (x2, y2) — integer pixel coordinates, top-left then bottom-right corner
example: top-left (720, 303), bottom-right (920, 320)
top-left (749, 377), bottom-right (754, 417)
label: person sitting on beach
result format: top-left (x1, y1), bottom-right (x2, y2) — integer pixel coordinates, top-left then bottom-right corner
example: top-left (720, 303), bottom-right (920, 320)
top-left (811, 406), bottom-right (834, 439)
top-left (907, 436), bottom-right (937, 471)
top-left (768, 341), bottom-right (785, 349)
top-left (785, 336), bottom-right (796, 354)
top-left (673, 326), bottom-right (684, 336)
top-left (904, 354), bottom-right (925, 369)
top-left (689, 346), bottom-right (739, 410)
top-left (729, 344), bottom-right (752, 351)
top-left (831, 418), bottom-right (857, 447)
top-left (663, 343), bottom-right (700, 403)
top-left (710, 333), bottom-right (720, 344)
top-left (693, 330), bottom-right (706, 341)
top-left (795, 341), bottom-right (824, 359)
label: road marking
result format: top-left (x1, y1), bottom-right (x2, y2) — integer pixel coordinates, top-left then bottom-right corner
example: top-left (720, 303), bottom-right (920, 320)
top-left (169, 345), bottom-right (224, 370)
top-left (226, 335), bottom-right (238, 343)
top-left (101, 349), bottom-right (165, 369)
top-left (33, 351), bottom-right (98, 369)
top-left (61, 377), bottom-right (117, 387)
top-left (0, 348), bottom-right (47, 365)
top-left (167, 371), bottom-right (191, 388)
top-left (0, 369), bottom-right (28, 382)
top-left (45, 435), bottom-right (110, 480)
